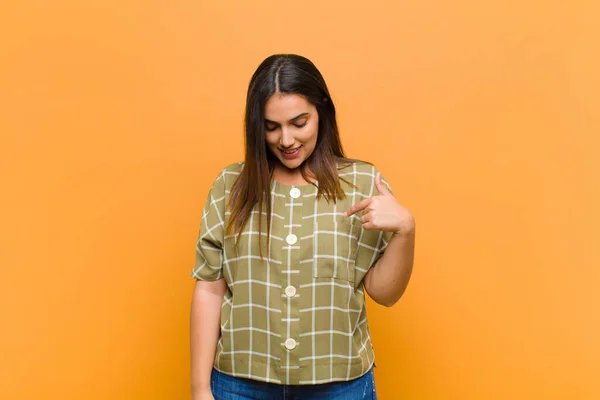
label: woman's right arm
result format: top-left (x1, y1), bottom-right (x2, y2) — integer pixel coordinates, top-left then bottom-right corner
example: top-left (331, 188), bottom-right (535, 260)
top-left (190, 278), bottom-right (227, 399)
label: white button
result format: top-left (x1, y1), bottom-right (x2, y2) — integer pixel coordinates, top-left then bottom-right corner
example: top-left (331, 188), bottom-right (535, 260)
top-left (286, 234), bottom-right (297, 245)
top-left (290, 188), bottom-right (301, 198)
top-left (285, 285), bottom-right (297, 297)
top-left (284, 338), bottom-right (297, 350)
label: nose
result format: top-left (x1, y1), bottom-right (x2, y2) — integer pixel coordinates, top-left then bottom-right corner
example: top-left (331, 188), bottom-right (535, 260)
top-left (280, 127), bottom-right (295, 148)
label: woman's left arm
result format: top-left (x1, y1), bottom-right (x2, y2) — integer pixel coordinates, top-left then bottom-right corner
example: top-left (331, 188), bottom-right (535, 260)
top-left (344, 172), bottom-right (416, 307)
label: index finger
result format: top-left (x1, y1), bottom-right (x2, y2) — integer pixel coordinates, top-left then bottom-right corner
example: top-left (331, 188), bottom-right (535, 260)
top-left (344, 198), bottom-right (371, 217)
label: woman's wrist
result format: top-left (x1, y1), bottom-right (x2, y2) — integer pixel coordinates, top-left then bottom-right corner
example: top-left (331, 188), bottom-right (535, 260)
top-left (192, 385), bottom-right (213, 397)
top-left (393, 219), bottom-right (416, 237)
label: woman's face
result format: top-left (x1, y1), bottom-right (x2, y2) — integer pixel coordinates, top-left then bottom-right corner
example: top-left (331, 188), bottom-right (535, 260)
top-left (264, 93), bottom-right (319, 171)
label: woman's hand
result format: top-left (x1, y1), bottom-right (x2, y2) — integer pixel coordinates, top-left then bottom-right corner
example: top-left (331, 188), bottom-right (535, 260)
top-left (344, 172), bottom-right (415, 236)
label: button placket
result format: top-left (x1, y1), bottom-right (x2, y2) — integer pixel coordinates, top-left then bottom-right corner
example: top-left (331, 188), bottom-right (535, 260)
top-left (284, 186), bottom-right (301, 357)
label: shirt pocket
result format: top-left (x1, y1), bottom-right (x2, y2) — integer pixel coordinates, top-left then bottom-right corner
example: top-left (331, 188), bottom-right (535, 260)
top-left (313, 218), bottom-right (360, 283)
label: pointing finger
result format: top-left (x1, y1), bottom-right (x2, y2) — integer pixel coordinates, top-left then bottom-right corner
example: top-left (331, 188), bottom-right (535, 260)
top-left (344, 198), bottom-right (371, 217)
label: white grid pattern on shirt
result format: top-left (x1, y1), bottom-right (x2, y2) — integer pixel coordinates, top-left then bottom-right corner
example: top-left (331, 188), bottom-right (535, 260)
top-left (192, 161), bottom-right (394, 385)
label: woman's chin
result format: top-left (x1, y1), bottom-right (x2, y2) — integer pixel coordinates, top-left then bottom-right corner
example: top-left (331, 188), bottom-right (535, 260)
top-left (278, 157), bottom-right (304, 170)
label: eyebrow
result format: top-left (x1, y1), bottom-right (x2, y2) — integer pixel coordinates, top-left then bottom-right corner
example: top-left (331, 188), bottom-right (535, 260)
top-left (264, 112), bottom-right (309, 124)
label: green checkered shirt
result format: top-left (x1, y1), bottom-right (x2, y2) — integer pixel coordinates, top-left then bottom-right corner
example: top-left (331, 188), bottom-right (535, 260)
top-left (192, 161), bottom-right (393, 385)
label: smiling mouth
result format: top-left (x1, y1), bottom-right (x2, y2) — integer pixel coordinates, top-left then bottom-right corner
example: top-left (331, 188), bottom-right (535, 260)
top-left (280, 146), bottom-right (301, 154)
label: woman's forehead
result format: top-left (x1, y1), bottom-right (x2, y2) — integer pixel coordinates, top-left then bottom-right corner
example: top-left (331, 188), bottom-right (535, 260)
top-left (264, 93), bottom-right (314, 121)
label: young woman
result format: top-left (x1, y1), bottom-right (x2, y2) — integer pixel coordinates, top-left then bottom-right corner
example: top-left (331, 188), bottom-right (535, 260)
top-left (190, 54), bottom-right (415, 400)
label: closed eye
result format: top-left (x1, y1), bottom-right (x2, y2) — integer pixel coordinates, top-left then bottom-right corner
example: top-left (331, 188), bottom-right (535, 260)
top-left (264, 112), bottom-right (310, 131)
top-left (265, 124), bottom-right (278, 132)
top-left (264, 121), bottom-right (306, 131)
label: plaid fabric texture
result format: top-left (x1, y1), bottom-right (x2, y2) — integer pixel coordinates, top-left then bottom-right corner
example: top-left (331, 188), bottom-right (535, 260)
top-left (192, 161), bottom-right (394, 385)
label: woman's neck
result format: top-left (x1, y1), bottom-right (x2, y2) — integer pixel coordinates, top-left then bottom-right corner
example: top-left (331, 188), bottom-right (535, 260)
top-left (272, 165), bottom-right (316, 186)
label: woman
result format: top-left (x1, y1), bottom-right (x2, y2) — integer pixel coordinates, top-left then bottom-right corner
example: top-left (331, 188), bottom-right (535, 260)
top-left (190, 54), bottom-right (415, 400)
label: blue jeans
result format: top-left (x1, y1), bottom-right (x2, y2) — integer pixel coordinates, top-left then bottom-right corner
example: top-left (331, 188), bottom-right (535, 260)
top-left (211, 367), bottom-right (377, 400)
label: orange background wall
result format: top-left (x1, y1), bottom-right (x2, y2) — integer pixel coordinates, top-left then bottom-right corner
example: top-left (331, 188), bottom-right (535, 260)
top-left (2, 1), bottom-right (599, 399)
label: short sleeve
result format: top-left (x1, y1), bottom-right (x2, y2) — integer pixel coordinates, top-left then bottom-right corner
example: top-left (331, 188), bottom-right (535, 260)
top-left (354, 166), bottom-right (395, 272)
top-left (191, 170), bottom-right (227, 281)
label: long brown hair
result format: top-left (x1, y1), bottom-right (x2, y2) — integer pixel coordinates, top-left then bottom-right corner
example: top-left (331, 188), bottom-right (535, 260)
top-left (226, 54), bottom-right (359, 256)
